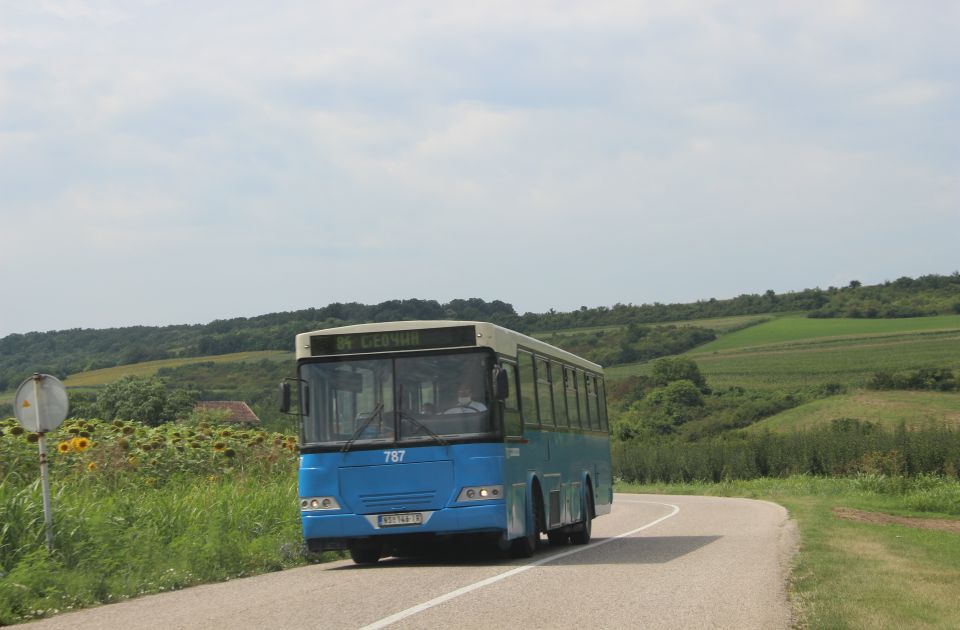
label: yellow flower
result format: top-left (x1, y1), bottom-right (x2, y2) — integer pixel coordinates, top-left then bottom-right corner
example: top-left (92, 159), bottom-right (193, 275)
top-left (212, 442), bottom-right (226, 452)
top-left (87, 462), bottom-right (98, 472)
top-left (72, 437), bottom-right (91, 452)
top-left (57, 442), bottom-right (72, 453)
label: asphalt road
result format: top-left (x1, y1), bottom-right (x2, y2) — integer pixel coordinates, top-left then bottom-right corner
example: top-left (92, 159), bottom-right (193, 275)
top-left (24, 494), bottom-right (798, 629)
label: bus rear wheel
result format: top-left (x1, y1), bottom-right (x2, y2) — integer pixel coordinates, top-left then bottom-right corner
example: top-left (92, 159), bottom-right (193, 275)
top-left (349, 542), bottom-right (382, 565)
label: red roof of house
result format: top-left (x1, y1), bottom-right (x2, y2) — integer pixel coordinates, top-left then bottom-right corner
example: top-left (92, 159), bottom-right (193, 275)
top-left (194, 401), bottom-right (261, 424)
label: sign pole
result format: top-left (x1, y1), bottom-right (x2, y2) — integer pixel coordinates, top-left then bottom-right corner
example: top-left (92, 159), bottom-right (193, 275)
top-left (33, 375), bottom-right (55, 552)
top-left (14, 372), bottom-right (68, 554)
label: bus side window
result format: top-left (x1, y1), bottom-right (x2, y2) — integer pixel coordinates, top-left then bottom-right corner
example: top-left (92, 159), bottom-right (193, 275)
top-left (583, 374), bottom-right (596, 430)
top-left (589, 376), bottom-right (601, 430)
top-left (536, 358), bottom-right (554, 427)
top-left (577, 371), bottom-right (588, 430)
top-left (554, 363), bottom-right (569, 428)
top-left (565, 367), bottom-right (580, 429)
top-left (501, 361), bottom-right (522, 437)
top-left (598, 378), bottom-right (609, 432)
top-left (518, 351), bottom-right (539, 429)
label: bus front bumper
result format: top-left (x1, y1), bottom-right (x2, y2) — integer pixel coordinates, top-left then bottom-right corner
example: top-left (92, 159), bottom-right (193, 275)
top-left (302, 503), bottom-right (507, 550)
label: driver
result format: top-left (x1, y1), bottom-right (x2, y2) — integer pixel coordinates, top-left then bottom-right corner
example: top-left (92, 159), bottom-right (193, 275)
top-left (444, 384), bottom-right (488, 414)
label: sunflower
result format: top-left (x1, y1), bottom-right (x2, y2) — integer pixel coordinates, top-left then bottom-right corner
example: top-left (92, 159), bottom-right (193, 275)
top-left (72, 437), bottom-right (91, 452)
top-left (10, 426), bottom-right (25, 436)
top-left (223, 448), bottom-right (236, 458)
top-left (219, 429), bottom-right (232, 437)
top-left (212, 441), bottom-right (226, 452)
top-left (57, 442), bottom-right (72, 453)
top-left (87, 462), bottom-right (97, 472)
top-left (27, 433), bottom-right (39, 443)
top-left (122, 426), bottom-right (135, 435)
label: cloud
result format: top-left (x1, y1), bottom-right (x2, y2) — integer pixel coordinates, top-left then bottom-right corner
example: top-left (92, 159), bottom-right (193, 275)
top-left (0, 1), bottom-right (957, 335)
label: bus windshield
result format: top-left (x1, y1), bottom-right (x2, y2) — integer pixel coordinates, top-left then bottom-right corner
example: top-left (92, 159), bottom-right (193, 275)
top-left (299, 350), bottom-right (494, 447)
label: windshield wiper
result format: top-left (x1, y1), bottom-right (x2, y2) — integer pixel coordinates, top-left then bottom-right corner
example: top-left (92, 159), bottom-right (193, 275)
top-left (341, 402), bottom-right (384, 452)
top-left (397, 410), bottom-right (449, 446)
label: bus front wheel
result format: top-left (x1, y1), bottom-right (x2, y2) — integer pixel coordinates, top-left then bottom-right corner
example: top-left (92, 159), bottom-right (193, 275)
top-left (569, 486), bottom-right (593, 546)
top-left (349, 542), bottom-right (382, 565)
top-left (510, 486), bottom-right (543, 557)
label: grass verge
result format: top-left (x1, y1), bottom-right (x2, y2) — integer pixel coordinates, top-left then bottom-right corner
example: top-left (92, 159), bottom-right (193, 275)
top-left (616, 476), bottom-right (960, 629)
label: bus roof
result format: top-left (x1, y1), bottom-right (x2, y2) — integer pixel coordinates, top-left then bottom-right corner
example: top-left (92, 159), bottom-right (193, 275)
top-left (295, 320), bottom-right (603, 373)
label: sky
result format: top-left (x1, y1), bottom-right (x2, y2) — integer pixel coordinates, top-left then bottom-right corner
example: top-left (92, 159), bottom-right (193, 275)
top-left (1, 1), bottom-right (958, 337)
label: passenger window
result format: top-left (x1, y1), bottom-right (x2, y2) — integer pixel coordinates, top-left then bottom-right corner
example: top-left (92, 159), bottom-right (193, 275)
top-left (598, 378), bottom-right (609, 432)
top-left (554, 364), bottom-right (569, 428)
top-left (536, 358), bottom-right (554, 426)
top-left (576, 371), bottom-right (588, 429)
top-left (565, 367), bottom-right (580, 429)
top-left (582, 373), bottom-right (592, 429)
top-left (501, 362), bottom-right (522, 437)
top-left (589, 376), bottom-right (601, 430)
top-left (518, 351), bottom-right (538, 428)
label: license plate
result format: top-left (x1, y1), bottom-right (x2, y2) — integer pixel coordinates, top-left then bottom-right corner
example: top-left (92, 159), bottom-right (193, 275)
top-left (378, 512), bottom-right (424, 527)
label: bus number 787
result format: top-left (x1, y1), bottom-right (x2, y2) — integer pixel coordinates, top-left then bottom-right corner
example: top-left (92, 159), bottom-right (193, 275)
top-left (384, 450), bottom-right (406, 463)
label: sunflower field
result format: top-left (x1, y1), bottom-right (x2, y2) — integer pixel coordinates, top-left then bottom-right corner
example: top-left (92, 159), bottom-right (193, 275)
top-left (0, 416), bottom-right (331, 625)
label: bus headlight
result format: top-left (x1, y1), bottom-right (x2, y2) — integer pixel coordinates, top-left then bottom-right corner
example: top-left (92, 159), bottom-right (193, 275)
top-left (300, 497), bottom-right (341, 511)
top-left (456, 485), bottom-right (503, 502)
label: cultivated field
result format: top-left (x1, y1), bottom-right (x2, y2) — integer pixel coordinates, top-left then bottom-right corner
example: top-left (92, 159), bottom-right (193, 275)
top-left (750, 390), bottom-right (960, 432)
top-left (608, 316), bottom-right (960, 391)
top-left (61, 351), bottom-right (291, 388)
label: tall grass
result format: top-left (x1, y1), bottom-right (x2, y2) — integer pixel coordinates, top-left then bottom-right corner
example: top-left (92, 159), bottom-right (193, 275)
top-left (0, 418), bottom-right (335, 625)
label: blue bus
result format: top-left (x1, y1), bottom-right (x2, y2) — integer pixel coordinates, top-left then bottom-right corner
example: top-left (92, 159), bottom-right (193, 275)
top-left (281, 320), bottom-right (612, 564)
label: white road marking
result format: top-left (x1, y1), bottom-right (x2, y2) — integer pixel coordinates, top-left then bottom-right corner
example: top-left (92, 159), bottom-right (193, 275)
top-left (359, 501), bottom-right (680, 630)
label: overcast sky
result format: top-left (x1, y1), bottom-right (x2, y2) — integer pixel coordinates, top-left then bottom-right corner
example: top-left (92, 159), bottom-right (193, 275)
top-left (1, 1), bottom-right (957, 337)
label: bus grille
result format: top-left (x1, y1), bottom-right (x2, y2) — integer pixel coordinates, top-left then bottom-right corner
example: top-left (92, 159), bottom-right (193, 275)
top-left (359, 491), bottom-right (436, 512)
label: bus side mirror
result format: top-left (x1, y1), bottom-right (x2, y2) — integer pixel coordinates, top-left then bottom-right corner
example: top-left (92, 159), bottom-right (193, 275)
top-left (279, 382), bottom-right (291, 413)
top-left (492, 366), bottom-right (509, 400)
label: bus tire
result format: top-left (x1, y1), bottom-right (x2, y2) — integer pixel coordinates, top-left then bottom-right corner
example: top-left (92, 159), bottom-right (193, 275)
top-left (510, 484), bottom-right (543, 557)
top-left (349, 542), bottom-right (382, 565)
top-left (570, 486), bottom-right (593, 546)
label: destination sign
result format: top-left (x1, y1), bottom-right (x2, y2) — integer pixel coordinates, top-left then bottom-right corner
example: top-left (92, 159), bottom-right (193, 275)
top-left (311, 325), bottom-right (477, 356)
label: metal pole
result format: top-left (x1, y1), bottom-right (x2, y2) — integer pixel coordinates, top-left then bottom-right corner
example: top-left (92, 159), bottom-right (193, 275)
top-left (33, 375), bottom-right (55, 552)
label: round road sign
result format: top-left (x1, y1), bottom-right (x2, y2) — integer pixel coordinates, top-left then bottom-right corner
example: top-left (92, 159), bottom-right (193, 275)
top-left (14, 374), bottom-right (69, 433)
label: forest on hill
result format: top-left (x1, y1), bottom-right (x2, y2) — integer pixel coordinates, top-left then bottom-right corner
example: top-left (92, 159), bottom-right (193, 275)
top-left (2, 272), bottom-right (959, 394)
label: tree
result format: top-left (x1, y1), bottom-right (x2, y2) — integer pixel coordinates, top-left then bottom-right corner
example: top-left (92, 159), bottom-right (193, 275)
top-left (650, 357), bottom-right (708, 392)
top-left (96, 376), bottom-right (196, 426)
